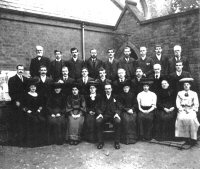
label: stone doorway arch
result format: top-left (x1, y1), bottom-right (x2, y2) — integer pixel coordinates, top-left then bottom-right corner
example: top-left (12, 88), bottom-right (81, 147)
top-left (116, 41), bottom-right (140, 60)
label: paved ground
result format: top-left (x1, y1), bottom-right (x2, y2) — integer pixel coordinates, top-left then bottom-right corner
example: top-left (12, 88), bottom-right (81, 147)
top-left (0, 140), bottom-right (200, 169)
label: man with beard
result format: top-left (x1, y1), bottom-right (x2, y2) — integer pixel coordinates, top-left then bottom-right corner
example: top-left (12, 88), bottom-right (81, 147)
top-left (30, 45), bottom-right (50, 77)
top-left (85, 49), bottom-right (104, 79)
top-left (66, 48), bottom-right (85, 80)
top-left (118, 46), bottom-right (136, 80)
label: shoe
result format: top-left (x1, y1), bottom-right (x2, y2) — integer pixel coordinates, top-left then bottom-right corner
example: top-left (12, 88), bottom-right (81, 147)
top-left (114, 142), bottom-right (120, 149)
top-left (69, 140), bottom-right (74, 145)
top-left (97, 142), bottom-right (104, 149)
top-left (74, 141), bottom-right (79, 145)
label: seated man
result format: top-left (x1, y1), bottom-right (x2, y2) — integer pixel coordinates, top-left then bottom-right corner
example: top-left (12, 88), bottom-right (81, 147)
top-left (175, 78), bottom-right (199, 146)
top-left (96, 83), bottom-right (121, 149)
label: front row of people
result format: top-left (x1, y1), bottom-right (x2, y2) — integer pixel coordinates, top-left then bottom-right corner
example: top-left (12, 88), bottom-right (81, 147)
top-left (19, 75), bottom-right (199, 149)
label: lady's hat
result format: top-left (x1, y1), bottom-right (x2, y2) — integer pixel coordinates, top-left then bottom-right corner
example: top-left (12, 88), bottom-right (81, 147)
top-left (71, 82), bottom-right (81, 90)
top-left (140, 78), bottom-right (154, 86)
top-left (179, 77), bottom-right (194, 84)
top-left (28, 77), bottom-right (40, 87)
top-left (122, 80), bottom-right (131, 88)
top-left (51, 82), bottom-right (63, 89)
top-left (87, 81), bottom-right (99, 87)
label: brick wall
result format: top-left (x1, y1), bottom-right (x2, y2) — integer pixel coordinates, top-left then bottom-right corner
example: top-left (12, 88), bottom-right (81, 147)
top-left (0, 8), bottom-right (115, 71)
top-left (114, 8), bottom-right (200, 93)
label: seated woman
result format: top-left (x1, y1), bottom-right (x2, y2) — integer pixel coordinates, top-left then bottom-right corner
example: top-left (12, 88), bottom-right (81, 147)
top-left (118, 81), bottom-right (138, 144)
top-left (66, 83), bottom-right (86, 145)
top-left (84, 81), bottom-right (101, 143)
top-left (137, 79), bottom-right (157, 141)
top-left (22, 78), bottom-right (46, 147)
top-left (156, 79), bottom-right (176, 140)
top-left (176, 78), bottom-right (199, 146)
top-left (46, 82), bottom-right (66, 145)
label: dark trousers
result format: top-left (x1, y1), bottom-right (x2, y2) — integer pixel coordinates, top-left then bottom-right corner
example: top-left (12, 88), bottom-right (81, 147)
top-left (96, 115), bottom-right (121, 143)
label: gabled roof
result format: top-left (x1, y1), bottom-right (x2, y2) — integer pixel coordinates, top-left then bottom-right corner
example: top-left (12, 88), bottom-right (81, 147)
top-left (0, 0), bottom-right (123, 26)
top-left (115, 0), bottom-right (146, 29)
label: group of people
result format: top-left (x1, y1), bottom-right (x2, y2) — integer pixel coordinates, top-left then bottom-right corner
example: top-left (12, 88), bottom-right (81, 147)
top-left (7, 44), bottom-right (199, 149)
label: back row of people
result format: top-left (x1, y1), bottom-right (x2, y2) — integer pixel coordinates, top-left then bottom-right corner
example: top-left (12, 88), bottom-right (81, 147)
top-left (30, 44), bottom-right (190, 81)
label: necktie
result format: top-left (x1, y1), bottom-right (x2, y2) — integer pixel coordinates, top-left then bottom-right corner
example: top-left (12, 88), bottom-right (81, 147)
top-left (155, 75), bottom-right (158, 79)
top-left (20, 76), bottom-right (23, 82)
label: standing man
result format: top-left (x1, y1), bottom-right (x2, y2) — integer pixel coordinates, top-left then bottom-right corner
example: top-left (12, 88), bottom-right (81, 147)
top-left (57, 66), bottom-right (75, 98)
top-left (151, 44), bottom-right (168, 75)
top-left (66, 48), bottom-right (85, 80)
top-left (104, 49), bottom-right (119, 82)
top-left (168, 44), bottom-right (190, 74)
top-left (136, 46), bottom-right (154, 77)
top-left (8, 64), bottom-right (28, 145)
top-left (96, 83), bottom-right (121, 149)
top-left (118, 46), bottom-right (136, 80)
top-left (170, 61), bottom-right (191, 95)
top-left (30, 45), bottom-right (51, 77)
top-left (85, 49), bottom-right (104, 79)
top-left (49, 50), bottom-right (66, 81)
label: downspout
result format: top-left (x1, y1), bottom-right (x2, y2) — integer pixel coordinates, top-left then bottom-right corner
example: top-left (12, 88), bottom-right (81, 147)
top-left (81, 23), bottom-right (85, 61)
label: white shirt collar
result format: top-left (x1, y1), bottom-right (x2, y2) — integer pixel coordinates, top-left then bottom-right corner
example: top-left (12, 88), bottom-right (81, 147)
top-left (156, 54), bottom-right (161, 60)
top-left (41, 75), bottom-right (46, 82)
top-left (73, 57), bottom-right (78, 62)
top-left (106, 94), bottom-right (111, 99)
top-left (56, 58), bottom-right (61, 62)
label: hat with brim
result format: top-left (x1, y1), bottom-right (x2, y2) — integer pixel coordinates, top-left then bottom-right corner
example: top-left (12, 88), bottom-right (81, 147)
top-left (179, 77), bottom-right (194, 84)
top-left (51, 82), bottom-right (63, 89)
top-left (140, 78), bottom-right (154, 86)
top-left (71, 82), bottom-right (81, 90)
top-left (28, 77), bottom-right (40, 87)
top-left (87, 81), bottom-right (99, 87)
top-left (122, 80), bottom-right (131, 88)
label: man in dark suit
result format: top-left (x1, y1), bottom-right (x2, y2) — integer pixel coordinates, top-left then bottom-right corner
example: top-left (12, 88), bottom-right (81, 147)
top-left (96, 83), bottom-right (121, 149)
top-left (66, 48), bottom-right (85, 80)
top-left (85, 49), bottom-right (104, 79)
top-left (118, 46), bottom-right (136, 80)
top-left (57, 66), bottom-right (75, 98)
top-left (131, 67), bottom-right (145, 96)
top-left (77, 67), bottom-right (94, 96)
top-left (36, 65), bottom-right (53, 106)
top-left (49, 50), bottom-right (66, 81)
top-left (151, 44), bottom-right (168, 75)
top-left (136, 46), bottom-right (154, 77)
top-left (169, 60), bottom-right (191, 95)
top-left (8, 64), bottom-right (28, 145)
top-left (168, 44), bottom-right (190, 74)
top-left (95, 67), bottom-right (111, 95)
top-left (104, 48), bottom-right (119, 82)
top-left (30, 45), bottom-right (51, 77)
top-left (113, 68), bottom-right (130, 95)
top-left (149, 63), bottom-right (166, 95)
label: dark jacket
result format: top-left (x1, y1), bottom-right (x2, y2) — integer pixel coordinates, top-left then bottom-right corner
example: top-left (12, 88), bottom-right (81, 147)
top-left (118, 57), bottom-right (136, 79)
top-left (85, 58), bottom-right (104, 79)
top-left (104, 59), bottom-right (119, 81)
top-left (66, 58), bottom-right (85, 80)
top-left (136, 57), bottom-right (154, 77)
top-left (151, 55), bottom-right (169, 75)
top-left (8, 74), bottom-right (28, 104)
top-left (168, 56), bottom-right (190, 74)
top-left (30, 56), bottom-right (51, 77)
top-left (49, 60), bottom-right (67, 81)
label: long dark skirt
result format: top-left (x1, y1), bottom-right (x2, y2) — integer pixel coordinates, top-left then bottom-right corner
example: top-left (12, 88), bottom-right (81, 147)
top-left (25, 113), bottom-right (47, 147)
top-left (155, 109), bottom-right (176, 140)
top-left (121, 111), bottom-right (137, 144)
top-left (68, 115), bottom-right (84, 141)
top-left (84, 113), bottom-right (97, 142)
top-left (48, 116), bottom-right (66, 144)
top-left (138, 110), bottom-right (154, 140)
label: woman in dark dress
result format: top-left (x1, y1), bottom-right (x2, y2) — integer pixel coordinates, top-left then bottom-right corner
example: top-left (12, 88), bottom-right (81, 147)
top-left (46, 82), bottom-right (66, 145)
top-left (66, 83), bottom-right (86, 145)
top-left (156, 79), bottom-right (176, 140)
top-left (84, 81), bottom-right (101, 142)
top-left (118, 82), bottom-right (138, 144)
top-left (23, 78), bottom-right (46, 147)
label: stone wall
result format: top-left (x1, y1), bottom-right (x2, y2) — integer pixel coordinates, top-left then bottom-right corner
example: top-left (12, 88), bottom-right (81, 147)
top-left (114, 8), bottom-right (200, 92)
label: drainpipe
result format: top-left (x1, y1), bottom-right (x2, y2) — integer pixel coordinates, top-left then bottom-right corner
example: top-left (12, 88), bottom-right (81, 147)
top-left (81, 23), bottom-right (85, 61)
